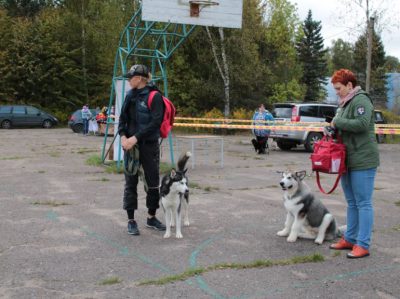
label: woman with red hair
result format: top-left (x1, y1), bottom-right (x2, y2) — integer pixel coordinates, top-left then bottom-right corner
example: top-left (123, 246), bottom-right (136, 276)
top-left (328, 69), bottom-right (379, 258)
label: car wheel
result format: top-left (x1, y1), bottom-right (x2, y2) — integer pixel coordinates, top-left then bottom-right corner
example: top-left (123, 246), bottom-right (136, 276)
top-left (277, 140), bottom-right (294, 151)
top-left (1, 120), bottom-right (11, 129)
top-left (305, 132), bottom-right (323, 152)
top-left (376, 134), bottom-right (385, 144)
top-left (73, 123), bottom-right (83, 133)
top-left (43, 120), bottom-right (53, 128)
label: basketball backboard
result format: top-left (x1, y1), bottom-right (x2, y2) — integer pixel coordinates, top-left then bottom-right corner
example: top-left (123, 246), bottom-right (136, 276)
top-left (142, 0), bottom-right (243, 29)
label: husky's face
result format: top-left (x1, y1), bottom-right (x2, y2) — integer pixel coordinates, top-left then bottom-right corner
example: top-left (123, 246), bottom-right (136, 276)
top-left (279, 171), bottom-right (306, 191)
top-left (170, 169), bottom-right (189, 194)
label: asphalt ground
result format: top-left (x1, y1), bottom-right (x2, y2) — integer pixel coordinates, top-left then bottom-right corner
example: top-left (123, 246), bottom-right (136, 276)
top-left (0, 128), bottom-right (399, 299)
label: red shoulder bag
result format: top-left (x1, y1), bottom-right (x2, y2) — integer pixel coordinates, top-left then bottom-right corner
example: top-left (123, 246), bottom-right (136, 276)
top-left (310, 135), bottom-right (346, 194)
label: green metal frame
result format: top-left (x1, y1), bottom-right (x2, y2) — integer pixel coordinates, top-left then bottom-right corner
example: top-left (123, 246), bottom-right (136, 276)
top-left (101, 2), bottom-right (197, 167)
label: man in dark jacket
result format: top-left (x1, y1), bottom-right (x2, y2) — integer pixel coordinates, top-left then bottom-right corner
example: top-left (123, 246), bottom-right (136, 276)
top-left (118, 64), bottom-right (166, 236)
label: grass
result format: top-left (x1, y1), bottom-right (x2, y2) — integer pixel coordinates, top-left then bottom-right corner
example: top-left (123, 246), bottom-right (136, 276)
top-left (48, 151), bottom-right (61, 158)
top-left (392, 225), bottom-right (400, 232)
top-left (31, 200), bottom-right (70, 207)
top-left (138, 253), bottom-right (325, 286)
top-left (395, 201), bottom-right (400, 207)
top-left (76, 148), bottom-right (98, 154)
top-left (0, 156), bottom-right (23, 160)
top-left (37, 170), bottom-right (46, 174)
top-left (99, 277), bottom-right (122, 285)
top-left (91, 177), bottom-right (110, 182)
top-left (331, 251), bottom-right (342, 257)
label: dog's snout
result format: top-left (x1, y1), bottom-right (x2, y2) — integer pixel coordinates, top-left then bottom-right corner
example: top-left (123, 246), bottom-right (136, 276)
top-left (280, 181), bottom-right (284, 187)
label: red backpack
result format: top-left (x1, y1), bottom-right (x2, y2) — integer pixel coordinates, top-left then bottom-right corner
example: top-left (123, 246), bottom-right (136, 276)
top-left (310, 135), bottom-right (346, 194)
top-left (148, 91), bottom-right (176, 138)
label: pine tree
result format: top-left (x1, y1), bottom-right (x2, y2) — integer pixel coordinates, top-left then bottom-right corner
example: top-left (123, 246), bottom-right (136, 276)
top-left (353, 29), bottom-right (387, 108)
top-left (296, 10), bottom-right (327, 102)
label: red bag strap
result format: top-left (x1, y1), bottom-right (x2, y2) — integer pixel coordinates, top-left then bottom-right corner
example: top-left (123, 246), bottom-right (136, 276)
top-left (147, 90), bottom-right (158, 108)
top-left (316, 171), bottom-right (342, 194)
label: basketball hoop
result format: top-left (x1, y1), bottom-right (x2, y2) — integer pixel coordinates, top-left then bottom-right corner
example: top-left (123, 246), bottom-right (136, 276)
top-left (189, 0), bottom-right (219, 17)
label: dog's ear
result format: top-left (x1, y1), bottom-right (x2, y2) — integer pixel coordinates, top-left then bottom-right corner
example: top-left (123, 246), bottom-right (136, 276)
top-left (276, 170), bottom-right (284, 176)
top-left (170, 168), bottom-right (177, 178)
top-left (295, 170), bottom-right (307, 180)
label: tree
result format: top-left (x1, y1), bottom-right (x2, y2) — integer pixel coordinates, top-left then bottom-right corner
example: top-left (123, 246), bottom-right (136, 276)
top-left (384, 56), bottom-right (400, 73)
top-left (330, 38), bottom-right (354, 72)
top-left (263, 0), bottom-right (302, 102)
top-left (0, 0), bottom-right (51, 17)
top-left (296, 10), bottom-right (327, 102)
top-left (337, 0), bottom-right (397, 92)
top-left (353, 29), bottom-right (386, 107)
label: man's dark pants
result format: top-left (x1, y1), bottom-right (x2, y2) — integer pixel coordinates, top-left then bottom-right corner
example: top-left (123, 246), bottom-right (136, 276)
top-left (123, 141), bottom-right (160, 212)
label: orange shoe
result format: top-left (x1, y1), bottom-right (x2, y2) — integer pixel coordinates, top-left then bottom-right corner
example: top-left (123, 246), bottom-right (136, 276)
top-left (329, 237), bottom-right (354, 250)
top-left (347, 245), bottom-right (370, 259)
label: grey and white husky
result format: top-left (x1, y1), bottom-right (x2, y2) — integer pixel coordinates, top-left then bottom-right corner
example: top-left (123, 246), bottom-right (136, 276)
top-left (277, 170), bottom-right (339, 244)
top-left (160, 152), bottom-right (191, 239)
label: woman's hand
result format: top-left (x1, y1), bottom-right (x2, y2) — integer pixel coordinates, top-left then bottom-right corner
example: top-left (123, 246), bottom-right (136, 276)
top-left (121, 136), bottom-right (138, 151)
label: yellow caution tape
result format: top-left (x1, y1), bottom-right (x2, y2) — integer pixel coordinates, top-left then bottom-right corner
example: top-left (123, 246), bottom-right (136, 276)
top-left (175, 117), bottom-right (400, 128)
top-left (174, 122), bottom-right (400, 135)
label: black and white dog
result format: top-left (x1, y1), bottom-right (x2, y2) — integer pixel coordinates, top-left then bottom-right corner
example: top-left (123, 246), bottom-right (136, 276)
top-left (160, 152), bottom-right (191, 239)
top-left (277, 170), bottom-right (338, 244)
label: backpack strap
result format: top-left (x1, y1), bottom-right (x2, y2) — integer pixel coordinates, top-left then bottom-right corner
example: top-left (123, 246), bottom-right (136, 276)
top-left (147, 90), bottom-right (158, 109)
top-left (316, 171), bottom-right (342, 194)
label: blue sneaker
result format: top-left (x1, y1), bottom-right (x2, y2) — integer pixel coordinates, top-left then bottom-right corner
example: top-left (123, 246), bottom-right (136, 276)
top-left (146, 217), bottom-right (166, 231)
top-left (127, 220), bottom-right (140, 235)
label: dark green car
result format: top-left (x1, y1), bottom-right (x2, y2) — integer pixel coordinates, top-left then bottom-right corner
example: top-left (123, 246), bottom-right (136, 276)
top-left (0, 105), bottom-right (58, 129)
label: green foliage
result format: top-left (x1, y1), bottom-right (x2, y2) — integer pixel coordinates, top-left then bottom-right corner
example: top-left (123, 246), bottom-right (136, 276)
top-left (330, 38), bottom-right (354, 73)
top-left (296, 10), bottom-right (328, 102)
top-left (1, 0), bottom-right (394, 118)
top-left (382, 110), bottom-right (400, 124)
top-left (231, 107), bottom-right (253, 120)
top-left (384, 56), bottom-right (400, 73)
top-left (263, 0), bottom-right (302, 99)
top-left (268, 79), bottom-right (305, 104)
top-left (203, 107), bottom-right (224, 119)
top-left (353, 29), bottom-right (387, 107)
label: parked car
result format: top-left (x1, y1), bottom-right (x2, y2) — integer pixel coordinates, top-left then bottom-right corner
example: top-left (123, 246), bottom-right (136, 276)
top-left (0, 105), bottom-right (58, 129)
top-left (374, 109), bottom-right (386, 143)
top-left (68, 109), bottom-right (99, 133)
top-left (270, 103), bottom-right (386, 151)
top-left (270, 103), bottom-right (337, 152)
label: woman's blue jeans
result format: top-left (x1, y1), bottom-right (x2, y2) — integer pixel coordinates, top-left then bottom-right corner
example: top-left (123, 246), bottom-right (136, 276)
top-left (341, 168), bottom-right (376, 250)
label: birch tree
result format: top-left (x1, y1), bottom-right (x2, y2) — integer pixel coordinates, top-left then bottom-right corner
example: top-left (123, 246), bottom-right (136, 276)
top-left (205, 26), bottom-right (230, 117)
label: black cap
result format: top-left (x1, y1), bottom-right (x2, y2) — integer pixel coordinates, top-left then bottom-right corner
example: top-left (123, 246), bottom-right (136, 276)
top-left (123, 64), bottom-right (149, 79)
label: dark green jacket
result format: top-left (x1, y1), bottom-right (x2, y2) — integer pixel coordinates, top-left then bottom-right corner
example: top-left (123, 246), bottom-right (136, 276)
top-left (333, 90), bottom-right (379, 170)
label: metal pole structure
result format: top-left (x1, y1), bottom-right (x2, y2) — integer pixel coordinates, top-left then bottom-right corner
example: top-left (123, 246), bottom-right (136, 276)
top-left (366, 16), bottom-right (374, 93)
top-left (101, 2), bottom-right (197, 167)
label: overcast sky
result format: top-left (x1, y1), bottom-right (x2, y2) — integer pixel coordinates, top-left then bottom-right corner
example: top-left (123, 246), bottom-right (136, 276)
top-left (288, 0), bottom-right (400, 59)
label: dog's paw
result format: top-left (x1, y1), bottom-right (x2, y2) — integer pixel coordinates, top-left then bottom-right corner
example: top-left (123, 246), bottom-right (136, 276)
top-left (314, 238), bottom-right (324, 245)
top-left (163, 232), bottom-right (171, 239)
top-left (184, 220), bottom-right (190, 226)
top-left (176, 232), bottom-right (183, 239)
top-left (277, 230), bottom-right (289, 237)
top-left (286, 235), bottom-right (297, 242)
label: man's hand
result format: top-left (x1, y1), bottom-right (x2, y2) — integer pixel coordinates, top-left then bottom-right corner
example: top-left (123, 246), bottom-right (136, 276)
top-left (121, 136), bottom-right (137, 151)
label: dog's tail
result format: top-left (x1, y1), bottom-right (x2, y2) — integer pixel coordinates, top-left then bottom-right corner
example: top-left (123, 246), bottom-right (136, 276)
top-left (177, 151), bottom-right (191, 171)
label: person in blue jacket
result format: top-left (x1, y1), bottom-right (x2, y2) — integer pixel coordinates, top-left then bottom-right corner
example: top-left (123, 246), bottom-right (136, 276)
top-left (251, 104), bottom-right (274, 154)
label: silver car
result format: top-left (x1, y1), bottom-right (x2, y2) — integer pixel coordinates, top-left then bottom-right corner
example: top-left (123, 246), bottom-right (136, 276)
top-left (270, 103), bottom-right (337, 152)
